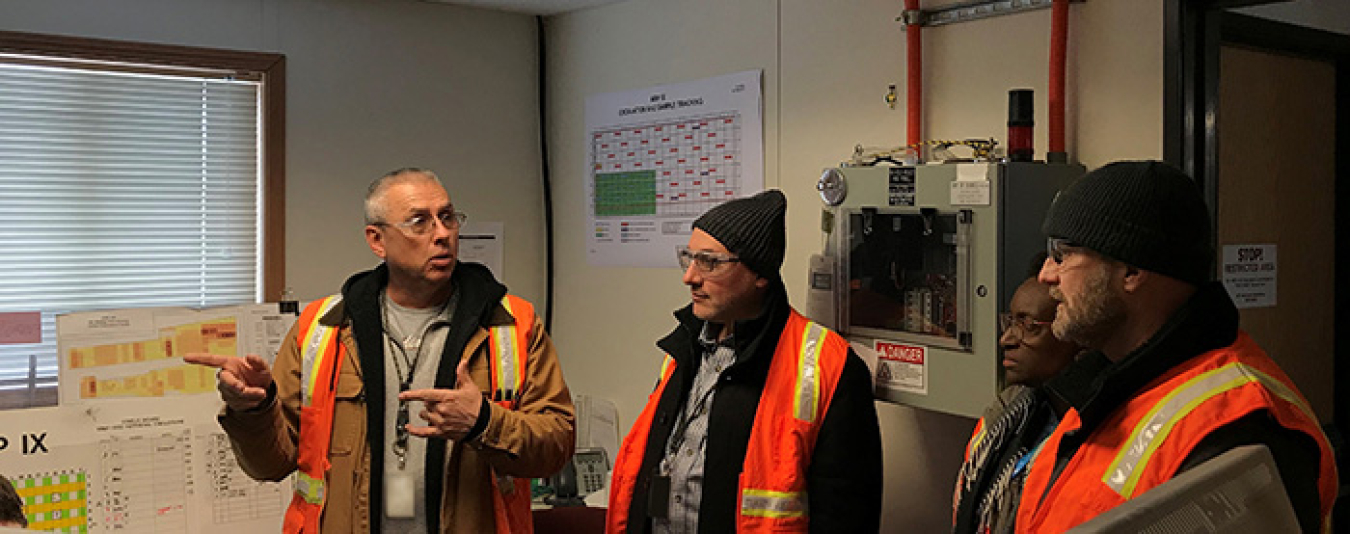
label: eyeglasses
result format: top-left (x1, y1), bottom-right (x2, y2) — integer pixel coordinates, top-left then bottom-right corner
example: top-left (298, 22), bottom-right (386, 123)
top-left (999, 312), bottom-right (1053, 338)
top-left (676, 246), bottom-right (741, 275)
top-left (1046, 237), bottom-right (1081, 264)
top-left (376, 211), bottom-right (467, 235)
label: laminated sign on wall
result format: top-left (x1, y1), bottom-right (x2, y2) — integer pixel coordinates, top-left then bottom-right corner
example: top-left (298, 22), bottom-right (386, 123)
top-left (1221, 244), bottom-right (1277, 309)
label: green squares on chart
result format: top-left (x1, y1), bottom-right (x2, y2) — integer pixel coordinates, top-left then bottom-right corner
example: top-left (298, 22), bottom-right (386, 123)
top-left (595, 171), bottom-right (657, 216)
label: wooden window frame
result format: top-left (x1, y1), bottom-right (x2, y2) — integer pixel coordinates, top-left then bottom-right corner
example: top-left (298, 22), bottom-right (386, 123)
top-left (0, 30), bottom-right (287, 300)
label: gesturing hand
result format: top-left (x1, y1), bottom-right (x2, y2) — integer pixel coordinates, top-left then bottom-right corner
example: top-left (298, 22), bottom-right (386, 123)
top-left (398, 356), bottom-right (484, 441)
top-left (184, 352), bottom-right (274, 412)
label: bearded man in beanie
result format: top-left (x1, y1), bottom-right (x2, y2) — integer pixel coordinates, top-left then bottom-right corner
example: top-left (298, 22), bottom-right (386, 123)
top-left (606, 190), bottom-right (882, 533)
top-left (1014, 161), bottom-right (1337, 532)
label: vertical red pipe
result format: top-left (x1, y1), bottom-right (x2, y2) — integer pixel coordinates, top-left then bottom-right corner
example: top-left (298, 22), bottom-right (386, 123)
top-left (1048, 0), bottom-right (1068, 161)
top-left (905, 0), bottom-right (921, 149)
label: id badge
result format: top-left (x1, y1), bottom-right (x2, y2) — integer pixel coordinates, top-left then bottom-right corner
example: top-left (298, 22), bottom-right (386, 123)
top-left (386, 471), bottom-right (415, 518)
top-left (647, 475), bottom-right (671, 519)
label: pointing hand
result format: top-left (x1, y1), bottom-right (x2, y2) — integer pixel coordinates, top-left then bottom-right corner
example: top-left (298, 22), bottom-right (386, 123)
top-left (185, 352), bottom-right (274, 411)
top-left (398, 356), bottom-right (484, 441)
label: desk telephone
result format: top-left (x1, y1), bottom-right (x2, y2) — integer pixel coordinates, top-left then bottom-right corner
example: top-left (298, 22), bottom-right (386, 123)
top-left (546, 447), bottom-right (609, 507)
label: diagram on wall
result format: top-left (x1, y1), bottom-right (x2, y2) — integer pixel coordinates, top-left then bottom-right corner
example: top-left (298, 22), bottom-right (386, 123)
top-left (0, 397), bottom-right (292, 533)
top-left (12, 469), bottom-right (89, 532)
top-left (56, 304), bottom-right (298, 405)
top-left (585, 70), bottom-right (763, 267)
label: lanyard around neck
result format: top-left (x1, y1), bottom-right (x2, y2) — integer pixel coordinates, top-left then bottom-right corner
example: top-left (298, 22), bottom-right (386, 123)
top-left (380, 293), bottom-right (449, 468)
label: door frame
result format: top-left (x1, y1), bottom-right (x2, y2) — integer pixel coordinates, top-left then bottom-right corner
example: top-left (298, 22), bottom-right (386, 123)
top-left (1166, 0), bottom-right (1350, 514)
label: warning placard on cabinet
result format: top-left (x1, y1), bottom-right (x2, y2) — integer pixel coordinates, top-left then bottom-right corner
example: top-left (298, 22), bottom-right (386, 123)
top-left (874, 340), bottom-right (927, 395)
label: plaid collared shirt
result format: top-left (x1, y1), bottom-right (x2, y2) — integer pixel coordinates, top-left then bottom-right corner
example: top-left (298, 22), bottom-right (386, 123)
top-left (652, 321), bottom-right (737, 534)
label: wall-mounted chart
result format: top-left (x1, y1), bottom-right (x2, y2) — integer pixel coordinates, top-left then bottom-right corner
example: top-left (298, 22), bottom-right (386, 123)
top-left (585, 70), bottom-right (763, 267)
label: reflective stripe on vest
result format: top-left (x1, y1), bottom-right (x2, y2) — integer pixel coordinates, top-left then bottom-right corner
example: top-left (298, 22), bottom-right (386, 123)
top-left (658, 355), bottom-right (675, 382)
top-left (285, 295), bottom-right (346, 534)
top-left (299, 295), bottom-right (343, 407)
top-left (295, 472), bottom-right (325, 505)
top-left (738, 317), bottom-right (841, 528)
top-left (489, 295), bottom-right (530, 408)
top-left (1104, 362), bottom-right (1321, 498)
top-left (793, 322), bottom-right (827, 423)
top-left (487, 295), bottom-right (535, 534)
top-left (741, 488), bottom-right (808, 519)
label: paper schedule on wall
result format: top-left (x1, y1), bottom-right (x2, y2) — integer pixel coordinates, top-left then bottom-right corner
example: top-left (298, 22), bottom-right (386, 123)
top-left (0, 396), bottom-right (290, 532)
top-left (55, 304), bottom-right (298, 406)
top-left (585, 70), bottom-right (764, 267)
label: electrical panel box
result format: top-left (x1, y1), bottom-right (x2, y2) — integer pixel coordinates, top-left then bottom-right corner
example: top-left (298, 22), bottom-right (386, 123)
top-left (811, 162), bottom-right (1083, 418)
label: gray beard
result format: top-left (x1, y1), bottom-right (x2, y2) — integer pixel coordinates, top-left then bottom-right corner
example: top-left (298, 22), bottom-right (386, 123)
top-left (1051, 264), bottom-right (1125, 349)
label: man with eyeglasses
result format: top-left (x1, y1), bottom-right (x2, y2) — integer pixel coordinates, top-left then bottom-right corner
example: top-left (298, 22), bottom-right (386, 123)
top-left (187, 168), bottom-right (575, 534)
top-left (606, 190), bottom-right (882, 533)
top-left (1012, 161), bottom-right (1336, 532)
top-left (952, 252), bottom-right (1081, 534)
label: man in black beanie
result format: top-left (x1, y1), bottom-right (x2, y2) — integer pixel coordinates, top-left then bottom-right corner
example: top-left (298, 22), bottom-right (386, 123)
top-left (607, 190), bottom-right (882, 533)
top-left (1014, 161), bottom-right (1337, 532)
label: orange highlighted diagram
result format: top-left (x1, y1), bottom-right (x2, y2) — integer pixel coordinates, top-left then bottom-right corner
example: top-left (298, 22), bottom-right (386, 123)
top-left (69, 318), bottom-right (236, 399)
top-left (79, 364), bottom-right (217, 399)
top-left (69, 319), bottom-right (237, 369)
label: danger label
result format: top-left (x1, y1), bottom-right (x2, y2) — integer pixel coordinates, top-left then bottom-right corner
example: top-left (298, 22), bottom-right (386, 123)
top-left (874, 341), bottom-right (927, 395)
top-left (877, 342), bottom-right (924, 364)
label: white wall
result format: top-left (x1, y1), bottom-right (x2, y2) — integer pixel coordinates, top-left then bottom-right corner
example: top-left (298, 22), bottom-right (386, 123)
top-left (0, 0), bottom-right (547, 305)
top-left (548, 0), bottom-right (1163, 530)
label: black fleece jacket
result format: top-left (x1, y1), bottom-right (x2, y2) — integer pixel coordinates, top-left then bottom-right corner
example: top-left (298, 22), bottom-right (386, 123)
top-left (1041, 282), bottom-right (1325, 532)
top-left (623, 280), bottom-right (883, 533)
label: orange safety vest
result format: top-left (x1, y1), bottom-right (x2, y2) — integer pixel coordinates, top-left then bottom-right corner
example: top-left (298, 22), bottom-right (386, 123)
top-left (1015, 331), bottom-right (1338, 533)
top-left (283, 294), bottom-right (537, 534)
top-left (606, 311), bottom-right (850, 533)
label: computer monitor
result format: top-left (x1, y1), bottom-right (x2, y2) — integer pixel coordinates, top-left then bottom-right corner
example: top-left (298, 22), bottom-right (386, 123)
top-left (1066, 445), bottom-right (1299, 533)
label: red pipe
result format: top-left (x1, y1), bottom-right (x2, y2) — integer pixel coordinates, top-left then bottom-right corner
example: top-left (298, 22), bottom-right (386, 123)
top-left (1048, 0), bottom-right (1068, 161)
top-left (905, 0), bottom-right (921, 149)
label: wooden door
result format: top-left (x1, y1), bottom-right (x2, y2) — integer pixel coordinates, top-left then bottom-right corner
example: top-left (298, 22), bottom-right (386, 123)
top-left (1217, 44), bottom-right (1336, 423)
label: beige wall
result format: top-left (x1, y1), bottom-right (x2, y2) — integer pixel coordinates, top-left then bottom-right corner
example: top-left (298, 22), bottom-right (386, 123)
top-left (0, 0), bottom-right (547, 305)
top-left (548, 0), bottom-right (1163, 530)
top-left (3, 0), bottom-right (1170, 529)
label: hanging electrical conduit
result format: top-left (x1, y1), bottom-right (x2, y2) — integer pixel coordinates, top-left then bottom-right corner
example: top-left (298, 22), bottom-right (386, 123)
top-left (848, 0), bottom-right (1073, 166)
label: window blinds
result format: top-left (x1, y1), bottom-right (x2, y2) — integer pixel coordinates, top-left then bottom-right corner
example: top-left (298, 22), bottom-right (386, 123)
top-left (0, 60), bottom-right (262, 407)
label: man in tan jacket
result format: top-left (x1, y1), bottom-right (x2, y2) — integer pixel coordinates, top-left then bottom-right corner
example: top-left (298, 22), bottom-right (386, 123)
top-left (188, 168), bottom-right (575, 533)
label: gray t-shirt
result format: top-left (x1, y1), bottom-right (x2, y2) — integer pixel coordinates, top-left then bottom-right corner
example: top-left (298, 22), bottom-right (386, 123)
top-left (379, 290), bottom-right (457, 533)
top-left (653, 321), bottom-right (736, 534)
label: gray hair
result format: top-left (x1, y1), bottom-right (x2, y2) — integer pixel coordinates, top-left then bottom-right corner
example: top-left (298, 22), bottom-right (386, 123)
top-left (364, 167), bottom-right (443, 225)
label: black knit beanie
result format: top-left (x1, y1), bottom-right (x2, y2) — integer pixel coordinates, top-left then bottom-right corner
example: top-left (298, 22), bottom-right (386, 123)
top-left (1042, 161), bottom-right (1212, 285)
top-left (693, 189), bottom-right (787, 279)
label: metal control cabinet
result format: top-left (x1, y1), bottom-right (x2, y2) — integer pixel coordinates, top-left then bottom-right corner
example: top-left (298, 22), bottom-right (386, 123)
top-left (810, 162), bottom-right (1082, 418)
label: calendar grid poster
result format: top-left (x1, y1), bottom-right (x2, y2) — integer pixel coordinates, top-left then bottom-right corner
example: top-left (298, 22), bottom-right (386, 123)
top-left (585, 70), bottom-right (763, 267)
